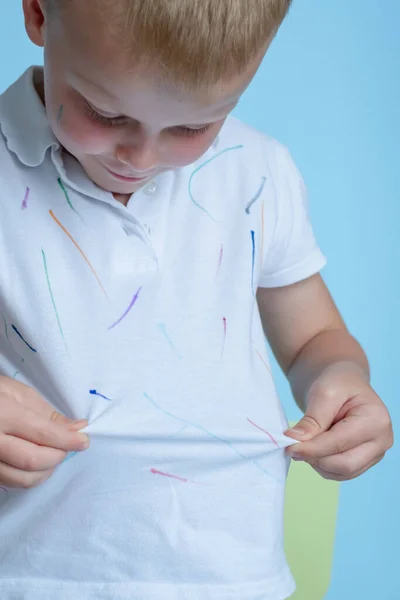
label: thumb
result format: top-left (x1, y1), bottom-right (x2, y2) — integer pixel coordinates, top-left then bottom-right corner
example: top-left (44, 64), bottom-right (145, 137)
top-left (285, 395), bottom-right (340, 442)
top-left (51, 412), bottom-right (88, 431)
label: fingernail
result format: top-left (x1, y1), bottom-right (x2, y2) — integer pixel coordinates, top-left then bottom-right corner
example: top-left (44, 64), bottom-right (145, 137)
top-left (78, 433), bottom-right (90, 449)
top-left (290, 454), bottom-right (304, 462)
top-left (288, 428), bottom-right (305, 436)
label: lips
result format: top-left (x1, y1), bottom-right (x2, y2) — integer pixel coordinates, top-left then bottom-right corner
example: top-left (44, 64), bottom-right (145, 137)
top-left (105, 167), bottom-right (149, 182)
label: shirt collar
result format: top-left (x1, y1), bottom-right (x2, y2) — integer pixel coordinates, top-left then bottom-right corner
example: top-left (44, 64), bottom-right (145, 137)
top-left (0, 66), bottom-right (60, 167)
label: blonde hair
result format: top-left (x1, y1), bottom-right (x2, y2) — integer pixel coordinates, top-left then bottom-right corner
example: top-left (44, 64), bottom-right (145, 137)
top-left (45, 0), bottom-right (292, 88)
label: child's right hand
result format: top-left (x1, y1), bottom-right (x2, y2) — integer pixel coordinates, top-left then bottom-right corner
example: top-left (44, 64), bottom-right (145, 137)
top-left (0, 376), bottom-right (89, 489)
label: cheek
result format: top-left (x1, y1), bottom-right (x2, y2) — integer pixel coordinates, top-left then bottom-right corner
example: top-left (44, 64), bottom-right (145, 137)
top-left (164, 132), bottom-right (220, 168)
top-left (50, 98), bottom-right (114, 156)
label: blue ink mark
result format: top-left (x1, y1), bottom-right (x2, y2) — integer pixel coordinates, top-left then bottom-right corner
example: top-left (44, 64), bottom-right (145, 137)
top-left (11, 325), bottom-right (37, 353)
top-left (245, 177), bottom-right (267, 214)
top-left (63, 451), bottom-right (78, 463)
top-left (157, 323), bottom-right (182, 359)
top-left (251, 230), bottom-right (256, 295)
top-left (143, 392), bottom-right (279, 481)
top-left (109, 287), bottom-right (142, 330)
top-left (90, 390), bottom-right (112, 402)
top-left (188, 145), bottom-right (244, 221)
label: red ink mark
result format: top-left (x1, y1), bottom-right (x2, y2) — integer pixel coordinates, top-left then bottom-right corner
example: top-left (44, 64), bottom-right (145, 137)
top-left (49, 210), bottom-right (108, 299)
top-left (150, 468), bottom-right (188, 483)
top-left (254, 347), bottom-right (271, 373)
top-left (216, 244), bottom-right (224, 277)
top-left (247, 418), bottom-right (280, 448)
top-left (221, 317), bottom-right (227, 358)
top-left (22, 187), bottom-right (30, 210)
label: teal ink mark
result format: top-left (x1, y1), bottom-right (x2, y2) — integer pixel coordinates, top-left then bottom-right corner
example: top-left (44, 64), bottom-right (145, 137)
top-left (143, 392), bottom-right (279, 480)
top-left (57, 104), bottom-right (64, 125)
top-left (1, 312), bottom-right (9, 342)
top-left (12, 371), bottom-right (20, 379)
top-left (245, 176), bottom-right (267, 214)
top-left (58, 178), bottom-right (85, 224)
top-left (167, 425), bottom-right (188, 439)
top-left (11, 325), bottom-right (37, 353)
top-left (42, 249), bottom-right (68, 350)
top-left (188, 145), bottom-right (244, 220)
top-left (109, 287), bottom-right (142, 330)
top-left (63, 451), bottom-right (78, 463)
top-left (22, 187), bottom-right (30, 210)
top-left (251, 230), bottom-right (256, 295)
top-left (157, 323), bottom-right (182, 359)
top-left (90, 389), bottom-right (112, 402)
top-left (247, 418), bottom-right (280, 448)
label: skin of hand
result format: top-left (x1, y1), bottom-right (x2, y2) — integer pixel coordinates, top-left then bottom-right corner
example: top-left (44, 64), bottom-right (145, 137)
top-left (0, 377), bottom-right (89, 489)
top-left (285, 362), bottom-right (394, 481)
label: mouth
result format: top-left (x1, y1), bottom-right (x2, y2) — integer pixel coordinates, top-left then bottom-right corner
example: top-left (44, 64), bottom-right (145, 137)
top-left (104, 167), bottom-right (150, 183)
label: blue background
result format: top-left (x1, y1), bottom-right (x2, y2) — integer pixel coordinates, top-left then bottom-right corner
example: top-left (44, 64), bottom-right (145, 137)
top-left (1, 1), bottom-right (398, 598)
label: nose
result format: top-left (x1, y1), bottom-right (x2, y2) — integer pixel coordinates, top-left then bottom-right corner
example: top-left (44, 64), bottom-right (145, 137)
top-left (116, 137), bottom-right (159, 174)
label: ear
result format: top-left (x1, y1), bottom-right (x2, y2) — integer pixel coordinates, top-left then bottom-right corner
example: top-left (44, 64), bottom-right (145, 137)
top-left (23, 0), bottom-right (46, 47)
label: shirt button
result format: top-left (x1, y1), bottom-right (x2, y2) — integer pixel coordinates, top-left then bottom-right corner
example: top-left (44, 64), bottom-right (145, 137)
top-left (143, 181), bottom-right (157, 195)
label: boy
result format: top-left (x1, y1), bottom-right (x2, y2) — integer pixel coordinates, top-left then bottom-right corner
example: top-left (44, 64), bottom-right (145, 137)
top-left (0, 1), bottom-right (393, 598)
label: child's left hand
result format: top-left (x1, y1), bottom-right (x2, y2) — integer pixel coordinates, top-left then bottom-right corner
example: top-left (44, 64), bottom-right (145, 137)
top-left (285, 362), bottom-right (394, 481)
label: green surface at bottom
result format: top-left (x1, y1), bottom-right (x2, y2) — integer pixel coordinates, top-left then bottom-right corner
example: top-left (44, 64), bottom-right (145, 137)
top-left (284, 452), bottom-right (340, 600)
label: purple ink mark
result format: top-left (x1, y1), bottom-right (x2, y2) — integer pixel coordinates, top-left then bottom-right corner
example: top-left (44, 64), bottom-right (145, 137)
top-left (251, 230), bottom-right (256, 294)
top-left (11, 325), bottom-right (37, 353)
top-left (245, 177), bottom-right (267, 214)
top-left (22, 187), bottom-right (30, 210)
top-left (221, 317), bottom-right (227, 358)
top-left (157, 323), bottom-right (182, 359)
top-left (216, 244), bottom-right (224, 277)
top-left (150, 468), bottom-right (189, 483)
top-left (143, 392), bottom-right (279, 481)
top-left (108, 287), bottom-right (142, 330)
top-left (57, 104), bottom-right (64, 125)
top-left (247, 418), bottom-right (280, 448)
top-left (42, 249), bottom-right (68, 350)
top-left (188, 145), bottom-right (244, 221)
top-left (90, 389), bottom-right (112, 402)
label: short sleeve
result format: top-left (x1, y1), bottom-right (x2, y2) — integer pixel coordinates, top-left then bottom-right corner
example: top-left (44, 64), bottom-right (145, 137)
top-left (259, 145), bottom-right (327, 288)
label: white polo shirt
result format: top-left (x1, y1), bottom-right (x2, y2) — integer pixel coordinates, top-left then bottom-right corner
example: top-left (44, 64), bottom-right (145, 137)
top-left (0, 68), bottom-right (326, 600)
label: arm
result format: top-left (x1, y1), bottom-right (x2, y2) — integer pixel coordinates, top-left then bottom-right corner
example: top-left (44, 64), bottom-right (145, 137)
top-left (257, 272), bottom-right (369, 412)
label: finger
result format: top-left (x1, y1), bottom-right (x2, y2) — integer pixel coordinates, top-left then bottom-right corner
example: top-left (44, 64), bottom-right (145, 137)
top-left (311, 453), bottom-right (385, 481)
top-left (307, 442), bottom-right (385, 480)
top-left (5, 408), bottom-right (90, 452)
top-left (0, 461), bottom-right (53, 489)
top-left (287, 414), bottom-right (377, 460)
top-left (0, 434), bottom-right (67, 472)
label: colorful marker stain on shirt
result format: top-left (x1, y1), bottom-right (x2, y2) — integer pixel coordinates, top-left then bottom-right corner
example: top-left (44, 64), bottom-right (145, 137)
top-left (157, 323), bottom-right (182, 359)
top-left (90, 389), bottom-right (112, 402)
top-left (11, 325), bottom-right (37, 353)
top-left (49, 210), bottom-right (109, 300)
top-left (251, 230), bottom-right (256, 294)
top-left (150, 468), bottom-right (189, 483)
top-left (143, 392), bottom-right (280, 481)
top-left (188, 145), bottom-right (244, 221)
top-left (247, 418), bottom-right (280, 448)
top-left (109, 287), bottom-right (142, 330)
top-left (245, 176), bottom-right (267, 214)
top-left (21, 187), bottom-right (30, 210)
top-left (216, 244), bottom-right (224, 278)
top-left (58, 178), bottom-right (85, 224)
top-left (42, 249), bottom-right (68, 350)
top-left (221, 317), bottom-right (227, 359)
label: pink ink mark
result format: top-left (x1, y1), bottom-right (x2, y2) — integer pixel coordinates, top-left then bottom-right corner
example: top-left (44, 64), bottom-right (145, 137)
top-left (221, 317), bottom-right (227, 358)
top-left (247, 418), bottom-right (280, 448)
top-left (216, 244), bottom-right (224, 277)
top-left (22, 187), bottom-right (30, 210)
top-left (150, 468), bottom-right (188, 483)
top-left (109, 287), bottom-right (142, 330)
